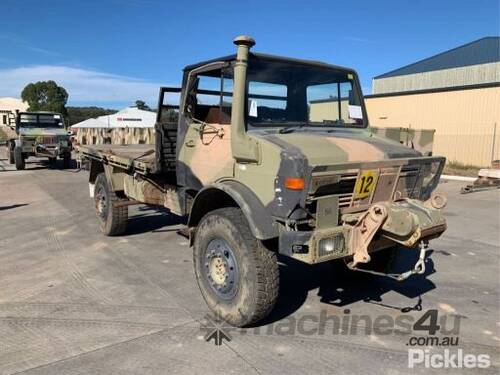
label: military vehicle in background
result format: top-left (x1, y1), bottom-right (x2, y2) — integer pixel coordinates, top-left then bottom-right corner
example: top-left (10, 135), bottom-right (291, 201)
top-left (78, 36), bottom-right (447, 327)
top-left (6, 111), bottom-right (72, 170)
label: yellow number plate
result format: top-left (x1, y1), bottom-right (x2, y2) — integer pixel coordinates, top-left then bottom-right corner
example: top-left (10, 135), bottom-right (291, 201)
top-left (354, 170), bottom-right (379, 199)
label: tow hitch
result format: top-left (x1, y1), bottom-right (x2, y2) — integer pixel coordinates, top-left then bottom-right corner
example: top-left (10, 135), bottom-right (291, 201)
top-left (346, 241), bottom-right (429, 281)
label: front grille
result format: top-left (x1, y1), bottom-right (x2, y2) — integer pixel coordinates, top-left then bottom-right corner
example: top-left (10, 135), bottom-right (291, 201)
top-left (39, 136), bottom-right (57, 144)
top-left (308, 162), bottom-right (429, 219)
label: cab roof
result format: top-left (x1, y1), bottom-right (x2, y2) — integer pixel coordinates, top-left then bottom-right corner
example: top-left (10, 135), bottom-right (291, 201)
top-left (183, 52), bottom-right (357, 75)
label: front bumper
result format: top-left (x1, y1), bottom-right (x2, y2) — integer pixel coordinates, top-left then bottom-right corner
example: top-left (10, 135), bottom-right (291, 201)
top-left (22, 143), bottom-right (71, 157)
top-left (279, 197), bottom-right (446, 265)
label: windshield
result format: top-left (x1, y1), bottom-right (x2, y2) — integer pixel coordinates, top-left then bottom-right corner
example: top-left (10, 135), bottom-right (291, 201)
top-left (246, 56), bottom-right (366, 128)
top-left (19, 113), bottom-right (64, 128)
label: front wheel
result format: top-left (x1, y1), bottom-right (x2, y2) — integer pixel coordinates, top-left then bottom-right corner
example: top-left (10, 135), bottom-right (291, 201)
top-left (14, 147), bottom-right (25, 170)
top-left (62, 155), bottom-right (71, 169)
top-left (193, 207), bottom-right (279, 327)
top-left (94, 173), bottom-right (128, 236)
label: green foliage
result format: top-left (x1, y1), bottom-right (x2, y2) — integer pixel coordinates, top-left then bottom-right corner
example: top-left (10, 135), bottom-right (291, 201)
top-left (21, 80), bottom-right (69, 116)
top-left (66, 106), bottom-right (118, 126)
top-left (135, 100), bottom-right (152, 111)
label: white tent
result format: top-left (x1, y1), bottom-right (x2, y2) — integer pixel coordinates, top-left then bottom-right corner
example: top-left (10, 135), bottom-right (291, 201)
top-left (98, 107), bottom-right (156, 128)
top-left (70, 117), bottom-right (107, 129)
top-left (70, 107), bottom-right (156, 129)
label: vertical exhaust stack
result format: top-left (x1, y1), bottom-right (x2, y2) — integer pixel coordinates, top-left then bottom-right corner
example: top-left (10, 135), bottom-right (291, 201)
top-left (231, 35), bottom-right (260, 163)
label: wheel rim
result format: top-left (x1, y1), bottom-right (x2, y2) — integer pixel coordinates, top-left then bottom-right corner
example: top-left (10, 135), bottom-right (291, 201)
top-left (95, 186), bottom-right (107, 221)
top-left (203, 238), bottom-right (239, 300)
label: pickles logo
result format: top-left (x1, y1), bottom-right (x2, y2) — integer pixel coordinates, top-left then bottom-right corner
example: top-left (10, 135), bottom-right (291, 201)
top-left (200, 313), bottom-right (233, 346)
top-left (409, 349), bottom-right (491, 369)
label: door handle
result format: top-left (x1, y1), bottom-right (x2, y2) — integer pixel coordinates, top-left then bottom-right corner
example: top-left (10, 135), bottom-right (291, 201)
top-left (185, 140), bottom-right (195, 147)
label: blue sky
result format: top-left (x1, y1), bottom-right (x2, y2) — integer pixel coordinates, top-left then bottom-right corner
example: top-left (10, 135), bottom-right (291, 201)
top-left (1, 0), bottom-right (498, 108)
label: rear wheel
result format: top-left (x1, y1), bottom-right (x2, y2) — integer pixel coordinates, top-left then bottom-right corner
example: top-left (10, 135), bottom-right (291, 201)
top-left (8, 146), bottom-right (14, 164)
top-left (193, 207), bottom-right (279, 327)
top-left (14, 147), bottom-right (25, 170)
top-left (94, 173), bottom-right (128, 236)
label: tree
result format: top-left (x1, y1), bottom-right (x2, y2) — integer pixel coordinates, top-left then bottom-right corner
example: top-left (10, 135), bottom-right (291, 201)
top-left (134, 100), bottom-right (151, 111)
top-left (21, 80), bottom-right (69, 116)
top-left (66, 106), bottom-right (118, 126)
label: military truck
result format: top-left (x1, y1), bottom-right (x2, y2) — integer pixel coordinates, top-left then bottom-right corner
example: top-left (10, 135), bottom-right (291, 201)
top-left (79, 36), bottom-right (447, 327)
top-left (6, 111), bottom-right (72, 170)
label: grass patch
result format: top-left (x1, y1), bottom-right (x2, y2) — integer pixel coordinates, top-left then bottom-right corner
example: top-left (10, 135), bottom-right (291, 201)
top-left (444, 161), bottom-right (481, 177)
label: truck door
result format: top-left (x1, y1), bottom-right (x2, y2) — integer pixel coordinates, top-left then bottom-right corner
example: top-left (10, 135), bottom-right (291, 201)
top-left (178, 66), bottom-right (234, 190)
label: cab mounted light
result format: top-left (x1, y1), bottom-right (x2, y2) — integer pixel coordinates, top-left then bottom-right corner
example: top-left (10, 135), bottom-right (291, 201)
top-left (284, 177), bottom-right (305, 190)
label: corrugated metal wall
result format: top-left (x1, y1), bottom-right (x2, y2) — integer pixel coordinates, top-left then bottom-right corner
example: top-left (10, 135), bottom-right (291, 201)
top-left (365, 86), bottom-right (500, 166)
top-left (372, 62), bottom-right (500, 94)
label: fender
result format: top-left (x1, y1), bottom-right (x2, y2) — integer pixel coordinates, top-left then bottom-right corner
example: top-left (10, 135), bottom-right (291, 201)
top-left (188, 180), bottom-right (278, 240)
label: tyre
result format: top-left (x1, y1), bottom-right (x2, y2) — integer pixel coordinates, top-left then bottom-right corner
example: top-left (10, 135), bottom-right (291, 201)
top-left (14, 147), bottom-right (25, 170)
top-left (8, 146), bottom-right (14, 164)
top-left (62, 155), bottom-right (71, 169)
top-left (193, 207), bottom-right (279, 327)
top-left (48, 157), bottom-right (57, 165)
top-left (94, 173), bottom-right (128, 236)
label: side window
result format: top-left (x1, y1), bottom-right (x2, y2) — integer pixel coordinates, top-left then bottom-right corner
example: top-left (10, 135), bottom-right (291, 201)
top-left (158, 90), bottom-right (181, 124)
top-left (247, 81), bottom-right (287, 122)
top-left (187, 69), bottom-right (233, 125)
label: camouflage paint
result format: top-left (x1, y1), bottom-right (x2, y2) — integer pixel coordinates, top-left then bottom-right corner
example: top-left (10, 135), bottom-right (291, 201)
top-left (371, 127), bottom-right (435, 156)
top-left (10, 125), bottom-right (71, 157)
top-left (76, 127), bottom-right (155, 146)
top-left (80, 35), bottom-right (448, 268)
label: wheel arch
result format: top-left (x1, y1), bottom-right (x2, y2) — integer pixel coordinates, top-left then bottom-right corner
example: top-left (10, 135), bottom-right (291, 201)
top-left (188, 180), bottom-right (278, 241)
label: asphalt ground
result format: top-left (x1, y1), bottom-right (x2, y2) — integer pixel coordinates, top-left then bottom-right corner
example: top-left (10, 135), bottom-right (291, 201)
top-left (0, 153), bottom-right (499, 374)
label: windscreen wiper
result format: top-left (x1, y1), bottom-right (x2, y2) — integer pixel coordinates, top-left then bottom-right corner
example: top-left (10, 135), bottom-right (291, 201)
top-left (279, 123), bottom-right (307, 134)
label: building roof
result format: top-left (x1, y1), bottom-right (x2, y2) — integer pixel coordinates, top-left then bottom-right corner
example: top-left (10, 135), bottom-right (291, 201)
top-left (375, 37), bottom-right (500, 79)
top-left (0, 97), bottom-right (29, 112)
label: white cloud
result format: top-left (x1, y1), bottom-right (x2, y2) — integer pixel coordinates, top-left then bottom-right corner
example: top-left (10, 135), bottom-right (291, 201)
top-left (0, 65), bottom-right (164, 107)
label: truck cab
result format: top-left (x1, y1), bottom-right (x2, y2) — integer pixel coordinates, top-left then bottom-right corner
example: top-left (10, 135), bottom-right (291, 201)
top-left (7, 111), bottom-right (72, 170)
top-left (80, 36), bottom-right (447, 327)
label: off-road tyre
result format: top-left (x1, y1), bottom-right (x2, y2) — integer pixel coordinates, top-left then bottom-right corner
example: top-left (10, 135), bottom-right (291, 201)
top-left (94, 173), bottom-right (128, 236)
top-left (8, 146), bottom-right (14, 164)
top-left (193, 207), bottom-right (279, 327)
top-left (14, 147), bottom-right (25, 170)
top-left (62, 155), bottom-right (71, 169)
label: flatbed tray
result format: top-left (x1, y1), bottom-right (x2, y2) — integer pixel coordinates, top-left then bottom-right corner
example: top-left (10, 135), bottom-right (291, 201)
top-left (78, 144), bottom-right (158, 174)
